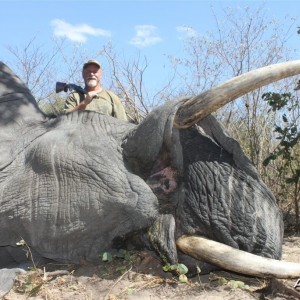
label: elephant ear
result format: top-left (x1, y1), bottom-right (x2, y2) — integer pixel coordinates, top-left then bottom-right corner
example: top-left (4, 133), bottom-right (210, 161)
top-left (0, 62), bottom-right (46, 169)
top-left (122, 97), bottom-right (189, 178)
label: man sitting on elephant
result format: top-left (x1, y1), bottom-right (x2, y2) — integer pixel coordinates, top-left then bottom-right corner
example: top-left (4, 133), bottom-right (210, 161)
top-left (64, 59), bottom-right (128, 120)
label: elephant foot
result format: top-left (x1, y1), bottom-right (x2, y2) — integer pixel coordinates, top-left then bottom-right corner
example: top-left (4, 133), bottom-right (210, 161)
top-left (148, 214), bottom-right (178, 265)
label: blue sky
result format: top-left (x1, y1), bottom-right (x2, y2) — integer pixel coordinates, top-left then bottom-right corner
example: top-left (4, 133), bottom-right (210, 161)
top-left (1, 0), bottom-right (300, 93)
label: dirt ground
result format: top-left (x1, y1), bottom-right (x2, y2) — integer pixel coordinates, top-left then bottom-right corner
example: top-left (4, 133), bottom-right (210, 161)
top-left (3, 236), bottom-right (300, 300)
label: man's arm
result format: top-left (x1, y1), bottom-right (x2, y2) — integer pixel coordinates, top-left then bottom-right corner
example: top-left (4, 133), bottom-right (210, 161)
top-left (64, 93), bottom-right (80, 113)
top-left (64, 92), bottom-right (97, 113)
top-left (65, 102), bottom-right (87, 113)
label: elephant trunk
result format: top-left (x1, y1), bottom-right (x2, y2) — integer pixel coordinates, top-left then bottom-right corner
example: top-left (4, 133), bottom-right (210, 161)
top-left (176, 235), bottom-right (300, 279)
top-left (174, 60), bottom-right (300, 128)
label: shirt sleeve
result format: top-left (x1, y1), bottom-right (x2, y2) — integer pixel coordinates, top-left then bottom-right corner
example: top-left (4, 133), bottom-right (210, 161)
top-left (109, 92), bottom-right (128, 121)
top-left (63, 92), bottom-right (82, 113)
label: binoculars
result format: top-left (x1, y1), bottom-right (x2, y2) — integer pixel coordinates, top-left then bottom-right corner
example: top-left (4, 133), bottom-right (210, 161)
top-left (55, 82), bottom-right (87, 94)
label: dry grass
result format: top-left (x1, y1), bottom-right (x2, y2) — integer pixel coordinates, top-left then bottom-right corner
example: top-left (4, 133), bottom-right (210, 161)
top-left (3, 239), bottom-right (300, 300)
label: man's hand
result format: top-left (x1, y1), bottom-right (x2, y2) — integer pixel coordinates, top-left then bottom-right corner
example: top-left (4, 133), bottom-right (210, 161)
top-left (84, 91), bottom-right (98, 105)
top-left (71, 91), bottom-right (97, 111)
top-left (65, 91), bottom-right (99, 113)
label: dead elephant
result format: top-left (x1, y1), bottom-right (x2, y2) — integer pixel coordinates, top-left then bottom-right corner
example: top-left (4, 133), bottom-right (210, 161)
top-left (1, 61), bottom-right (300, 279)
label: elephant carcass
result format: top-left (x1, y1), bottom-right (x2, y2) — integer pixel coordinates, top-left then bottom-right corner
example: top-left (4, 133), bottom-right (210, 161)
top-left (0, 61), bottom-right (158, 264)
top-left (1, 61), bottom-right (300, 279)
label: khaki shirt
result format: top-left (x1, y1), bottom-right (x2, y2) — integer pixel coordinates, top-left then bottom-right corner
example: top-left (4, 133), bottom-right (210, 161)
top-left (64, 89), bottom-right (127, 121)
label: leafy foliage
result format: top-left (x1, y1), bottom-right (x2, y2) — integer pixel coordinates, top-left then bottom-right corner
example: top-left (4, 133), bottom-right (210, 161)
top-left (162, 263), bottom-right (189, 283)
top-left (262, 92), bottom-right (300, 226)
top-left (262, 92), bottom-right (300, 181)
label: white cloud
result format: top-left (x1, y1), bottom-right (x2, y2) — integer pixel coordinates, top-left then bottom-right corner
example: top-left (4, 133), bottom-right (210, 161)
top-left (176, 26), bottom-right (198, 39)
top-left (130, 25), bottom-right (162, 48)
top-left (51, 19), bottom-right (111, 43)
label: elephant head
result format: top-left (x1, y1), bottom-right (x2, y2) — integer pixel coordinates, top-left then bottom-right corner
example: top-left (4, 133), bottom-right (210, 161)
top-left (1, 60), bottom-right (300, 278)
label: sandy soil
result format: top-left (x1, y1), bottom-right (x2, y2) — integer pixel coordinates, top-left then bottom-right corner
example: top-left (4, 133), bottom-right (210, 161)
top-left (3, 236), bottom-right (300, 300)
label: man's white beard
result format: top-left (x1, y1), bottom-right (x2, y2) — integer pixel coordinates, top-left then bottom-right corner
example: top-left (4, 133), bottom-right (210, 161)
top-left (86, 79), bottom-right (97, 87)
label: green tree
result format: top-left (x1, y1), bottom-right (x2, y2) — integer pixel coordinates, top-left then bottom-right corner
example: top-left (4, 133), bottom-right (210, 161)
top-left (170, 5), bottom-right (297, 170)
top-left (262, 92), bottom-right (300, 228)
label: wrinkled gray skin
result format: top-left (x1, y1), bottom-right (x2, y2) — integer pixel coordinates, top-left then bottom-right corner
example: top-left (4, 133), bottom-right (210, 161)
top-left (0, 62), bottom-right (283, 269)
